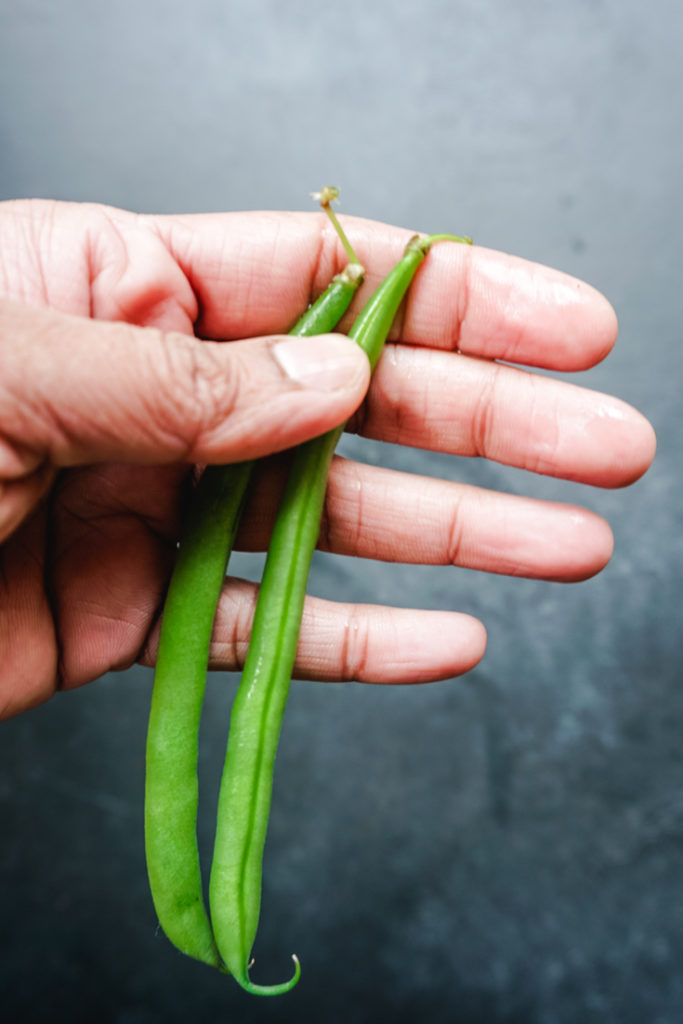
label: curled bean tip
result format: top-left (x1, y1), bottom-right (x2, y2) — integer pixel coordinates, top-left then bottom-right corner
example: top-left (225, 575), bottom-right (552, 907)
top-left (240, 953), bottom-right (301, 997)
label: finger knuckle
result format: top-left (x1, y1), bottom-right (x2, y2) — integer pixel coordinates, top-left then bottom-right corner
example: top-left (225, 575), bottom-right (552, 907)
top-left (341, 608), bottom-right (371, 682)
top-left (471, 364), bottom-right (502, 458)
top-left (445, 495), bottom-right (466, 567)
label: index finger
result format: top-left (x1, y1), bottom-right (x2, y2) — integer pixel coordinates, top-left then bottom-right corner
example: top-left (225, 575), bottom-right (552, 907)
top-left (154, 211), bottom-right (618, 371)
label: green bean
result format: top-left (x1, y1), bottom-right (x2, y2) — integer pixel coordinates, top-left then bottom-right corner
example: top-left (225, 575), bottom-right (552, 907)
top-left (144, 258), bottom-right (365, 969)
top-left (208, 232), bottom-right (471, 995)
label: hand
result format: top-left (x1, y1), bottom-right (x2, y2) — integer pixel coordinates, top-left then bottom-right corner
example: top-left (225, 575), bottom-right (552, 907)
top-left (0, 200), bottom-right (655, 718)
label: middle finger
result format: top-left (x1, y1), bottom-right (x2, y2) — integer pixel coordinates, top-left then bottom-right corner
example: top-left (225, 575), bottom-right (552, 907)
top-left (349, 344), bottom-right (654, 489)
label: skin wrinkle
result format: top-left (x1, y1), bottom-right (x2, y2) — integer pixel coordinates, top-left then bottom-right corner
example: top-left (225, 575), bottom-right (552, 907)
top-left (150, 331), bottom-right (236, 461)
top-left (52, 466), bottom-right (180, 688)
top-left (270, 214), bottom-right (327, 325)
top-left (370, 343), bottom-right (429, 447)
top-left (342, 609), bottom-right (372, 683)
top-left (230, 592), bottom-right (252, 671)
top-left (216, 230), bottom-right (255, 332)
top-left (453, 243), bottom-right (472, 352)
top-left (136, 540), bottom-right (189, 671)
top-left (204, 579), bottom-right (254, 672)
top-left (339, 615), bottom-right (351, 683)
top-left (499, 265), bottom-right (530, 365)
top-left (345, 376), bottom-right (371, 440)
top-left (445, 491), bottom-right (467, 569)
top-left (158, 216), bottom-right (202, 333)
top-left (86, 325), bottom-right (230, 466)
top-left (192, 218), bottom-right (289, 338)
top-left (0, 205), bottom-right (41, 305)
top-left (318, 456), bottom-right (355, 557)
top-left (405, 238), bottom-right (472, 353)
top-left (318, 484), bottom-right (334, 554)
top-left (279, 213), bottom-right (351, 328)
top-left (377, 347), bottom-right (409, 445)
top-left (84, 207), bottom-right (195, 333)
top-left (61, 580), bottom-right (157, 689)
top-left (56, 498), bottom-right (173, 561)
top-left (39, 386), bottom-right (91, 468)
top-left (390, 274), bottom-right (411, 347)
top-left (171, 217), bottom-right (230, 338)
top-left (260, 215), bottom-right (286, 323)
top-left (306, 214), bottom-right (330, 311)
top-left (328, 461), bottom-right (373, 561)
top-left (352, 467), bottom-right (365, 560)
top-left (417, 347), bottom-right (436, 443)
top-left (0, 309), bottom-right (83, 473)
top-left (397, 349), bottom-right (435, 442)
top-left (137, 616), bottom-right (161, 674)
top-left (85, 212), bottom-right (98, 321)
top-left (45, 206), bottom-right (98, 317)
top-left (0, 465), bottom-right (56, 543)
top-left (88, 206), bottom-right (131, 322)
top-left (471, 361), bottom-right (503, 460)
top-left (40, 321), bottom-right (144, 465)
top-left (319, 454), bottom-right (353, 556)
top-left (525, 374), bottom-right (563, 477)
top-left (232, 235), bottom-right (262, 336)
top-left (347, 346), bottom-right (421, 447)
top-left (31, 207), bottom-right (54, 308)
top-left (471, 503), bottom-right (526, 579)
top-left (0, 258), bottom-right (9, 299)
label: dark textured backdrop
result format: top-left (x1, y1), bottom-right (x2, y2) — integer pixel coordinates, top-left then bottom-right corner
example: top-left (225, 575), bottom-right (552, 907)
top-left (1, 1), bottom-right (680, 1021)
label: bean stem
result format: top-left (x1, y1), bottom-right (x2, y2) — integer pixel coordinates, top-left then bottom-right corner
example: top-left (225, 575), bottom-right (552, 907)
top-left (312, 185), bottom-right (359, 266)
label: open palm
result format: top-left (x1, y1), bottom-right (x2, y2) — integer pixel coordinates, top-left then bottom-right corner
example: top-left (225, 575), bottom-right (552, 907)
top-left (0, 200), bottom-right (655, 718)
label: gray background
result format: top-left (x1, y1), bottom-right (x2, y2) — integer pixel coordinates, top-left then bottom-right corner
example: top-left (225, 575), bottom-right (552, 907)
top-left (1, 1), bottom-right (681, 1021)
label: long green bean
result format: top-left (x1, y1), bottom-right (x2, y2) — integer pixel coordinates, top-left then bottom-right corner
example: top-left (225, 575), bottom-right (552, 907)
top-left (208, 232), bottom-right (471, 994)
top-left (145, 256), bottom-right (365, 968)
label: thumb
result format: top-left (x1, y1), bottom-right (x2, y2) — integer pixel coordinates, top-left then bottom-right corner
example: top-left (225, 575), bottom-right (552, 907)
top-left (0, 300), bottom-right (371, 465)
top-left (0, 300), bottom-right (370, 538)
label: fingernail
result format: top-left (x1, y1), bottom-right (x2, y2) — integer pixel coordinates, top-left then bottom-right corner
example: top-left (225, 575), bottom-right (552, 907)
top-left (273, 335), bottom-right (367, 391)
